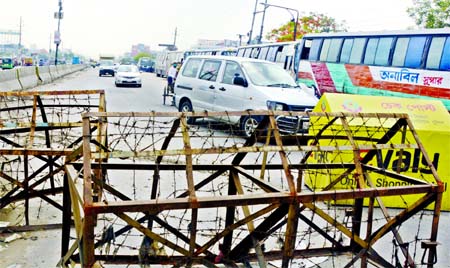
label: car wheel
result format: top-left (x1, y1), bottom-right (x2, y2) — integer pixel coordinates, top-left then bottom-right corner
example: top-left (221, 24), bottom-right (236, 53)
top-left (179, 99), bottom-right (195, 124)
top-left (115, 82), bottom-right (120, 87)
top-left (99, 73), bottom-right (102, 77)
top-left (137, 84), bottom-right (142, 88)
top-left (240, 115), bottom-right (259, 138)
top-left (156, 73), bottom-right (160, 77)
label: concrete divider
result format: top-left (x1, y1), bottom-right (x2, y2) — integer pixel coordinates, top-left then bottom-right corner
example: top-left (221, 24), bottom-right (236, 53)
top-left (0, 69), bottom-right (22, 91)
top-left (37, 65), bottom-right (53, 83)
top-left (17, 66), bottom-right (40, 89)
top-left (0, 64), bottom-right (88, 92)
top-left (49, 65), bottom-right (61, 79)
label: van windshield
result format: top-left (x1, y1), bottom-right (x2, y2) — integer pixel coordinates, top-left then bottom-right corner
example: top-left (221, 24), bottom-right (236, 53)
top-left (241, 61), bottom-right (298, 88)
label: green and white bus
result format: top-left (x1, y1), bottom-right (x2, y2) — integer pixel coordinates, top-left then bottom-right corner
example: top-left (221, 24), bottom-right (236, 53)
top-left (236, 29), bottom-right (450, 110)
top-left (1, 57), bottom-right (14, 69)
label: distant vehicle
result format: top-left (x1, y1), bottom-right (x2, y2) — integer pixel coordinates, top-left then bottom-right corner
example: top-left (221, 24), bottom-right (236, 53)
top-left (1, 58), bottom-right (14, 69)
top-left (115, 64), bottom-right (142, 87)
top-left (98, 59), bottom-right (115, 76)
top-left (155, 50), bottom-right (184, 77)
top-left (22, 57), bottom-right (33, 66)
top-left (184, 47), bottom-right (237, 57)
top-left (174, 55), bottom-right (318, 137)
top-left (72, 56), bottom-right (80, 64)
top-left (99, 54), bottom-right (115, 61)
top-left (156, 48), bottom-right (237, 78)
top-left (38, 59), bottom-right (47, 66)
top-left (137, 57), bottom-right (155, 72)
top-left (237, 41), bottom-right (298, 78)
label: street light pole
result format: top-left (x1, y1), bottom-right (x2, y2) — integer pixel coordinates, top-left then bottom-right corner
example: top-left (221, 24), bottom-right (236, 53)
top-left (292, 11), bottom-right (299, 41)
top-left (260, 3), bottom-right (299, 41)
top-left (247, 0), bottom-right (259, 44)
top-left (258, 0), bottom-right (268, 44)
top-left (54, 0), bottom-right (63, 66)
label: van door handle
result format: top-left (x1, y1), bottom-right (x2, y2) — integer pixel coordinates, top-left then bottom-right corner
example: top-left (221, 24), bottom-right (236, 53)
top-left (219, 87), bottom-right (226, 91)
top-left (209, 85), bottom-right (215, 89)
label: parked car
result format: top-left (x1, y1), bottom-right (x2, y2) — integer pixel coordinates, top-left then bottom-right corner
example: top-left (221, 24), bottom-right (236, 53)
top-left (174, 55), bottom-right (318, 137)
top-left (114, 64), bottom-right (142, 87)
top-left (98, 60), bottom-right (115, 76)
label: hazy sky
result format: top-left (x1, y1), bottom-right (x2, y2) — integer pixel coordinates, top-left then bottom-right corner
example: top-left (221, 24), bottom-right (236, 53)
top-left (1, 0), bottom-right (416, 59)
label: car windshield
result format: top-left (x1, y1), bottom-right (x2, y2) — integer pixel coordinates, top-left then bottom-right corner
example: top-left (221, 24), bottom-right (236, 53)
top-left (241, 61), bottom-right (298, 88)
top-left (100, 60), bottom-right (114, 66)
top-left (117, 65), bottom-right (138, 72)
top-left (2, 58), bottom-right (12, 64)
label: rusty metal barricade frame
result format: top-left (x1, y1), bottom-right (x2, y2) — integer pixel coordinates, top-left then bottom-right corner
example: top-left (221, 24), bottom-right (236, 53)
top-left (64, 110), bottom-right (443, 268)
top-left (0, 90), bottom-right (106, 235)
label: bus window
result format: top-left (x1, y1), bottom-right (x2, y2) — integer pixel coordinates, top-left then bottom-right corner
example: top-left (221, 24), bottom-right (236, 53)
top-left (319, 39), bottom-right (331, 61)
top-left (300, 39), bottom-right (312, 60)
top-left (392, 37), bottom-right (409, 67)
top-left (426, 37), bottom-right (446, 69)
top-left (327, 38), bottom-right (343, 62)
top-left (308, 39), bottom-right (322, 61)
top-left (404, 36), bottom-right (426, 68)
top-left (440, 37), bottom-right (450, 70)
top-left (237, 49), bottom-right (245, 57)
top-left (349, 38), bottom-right (367, 64)
top-left (259, 46), bottom-right (269, 60)
top-left (251, 47), bottom-right (260, 59)
top-left (340, 38), bottom-right (354, 63)
top-left (243, 48), bottom-right (252, 58)
top-left (284, 56), bottom-right (292, 70)
top-left (267, 46), bottom-right (277, 61)
top-left (364, 38), bottom-right (379, 65)
top-left (374, 37), bottom-right (393, 66)
top-left (275, 50), bottom-right (284, 64)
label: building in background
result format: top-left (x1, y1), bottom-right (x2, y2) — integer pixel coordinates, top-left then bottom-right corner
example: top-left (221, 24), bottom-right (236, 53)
top-left (131, 43), bottom-right (151, 57)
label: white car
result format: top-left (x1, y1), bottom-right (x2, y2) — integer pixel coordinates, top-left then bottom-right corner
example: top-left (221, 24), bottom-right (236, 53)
top-left (174, 56), bottom-right (318, 137)
top-left (114, 65), bottom-right (142, 87)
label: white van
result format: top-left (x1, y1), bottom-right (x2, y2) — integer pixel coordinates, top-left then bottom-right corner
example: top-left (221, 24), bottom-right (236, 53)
top-left (174, 56), bottom-right (318, 137)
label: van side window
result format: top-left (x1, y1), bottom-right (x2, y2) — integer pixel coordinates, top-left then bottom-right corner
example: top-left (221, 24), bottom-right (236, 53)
top-left (199, 60), bottom-right (222, 81)
top-left (181, 58), bottom-right (202, 78)
top-left (221, 61), bottom-right (244, 85)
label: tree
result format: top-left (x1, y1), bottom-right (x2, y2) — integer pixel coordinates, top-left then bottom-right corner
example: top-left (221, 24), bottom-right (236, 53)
top-left (133, 52), bottom-right (153, 63)
top-left (407, 0), bottom-right (450, 28)
top-left (266, 12), bottom-right (347, 42)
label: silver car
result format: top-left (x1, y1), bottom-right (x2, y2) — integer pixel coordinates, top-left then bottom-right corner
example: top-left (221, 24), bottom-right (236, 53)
top-left (114, 65), bottom-right (142, 87)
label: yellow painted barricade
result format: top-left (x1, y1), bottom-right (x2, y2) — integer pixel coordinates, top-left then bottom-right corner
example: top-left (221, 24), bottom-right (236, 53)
top-left (305, 93), bottom-right (450, 210)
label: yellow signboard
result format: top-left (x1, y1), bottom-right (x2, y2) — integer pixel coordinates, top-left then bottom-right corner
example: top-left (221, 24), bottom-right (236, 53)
top-left (306, 93), bottom-right (450, 210)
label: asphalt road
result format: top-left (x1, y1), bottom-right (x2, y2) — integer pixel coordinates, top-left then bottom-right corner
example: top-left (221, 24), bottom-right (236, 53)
top-left (33, 67), bottom-right (178, 113)
top-left (1, 68), bottom-right (450, 268)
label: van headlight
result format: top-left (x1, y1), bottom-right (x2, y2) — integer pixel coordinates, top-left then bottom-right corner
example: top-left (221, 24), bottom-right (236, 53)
top-left (267, 101), bottom-right (286, 111)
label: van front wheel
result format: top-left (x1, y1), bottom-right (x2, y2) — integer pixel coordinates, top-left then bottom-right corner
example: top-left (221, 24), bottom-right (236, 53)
top-left (240, 116), bottom-right (259, 138)
top-left (179, 100), bottom-right (195, 124)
